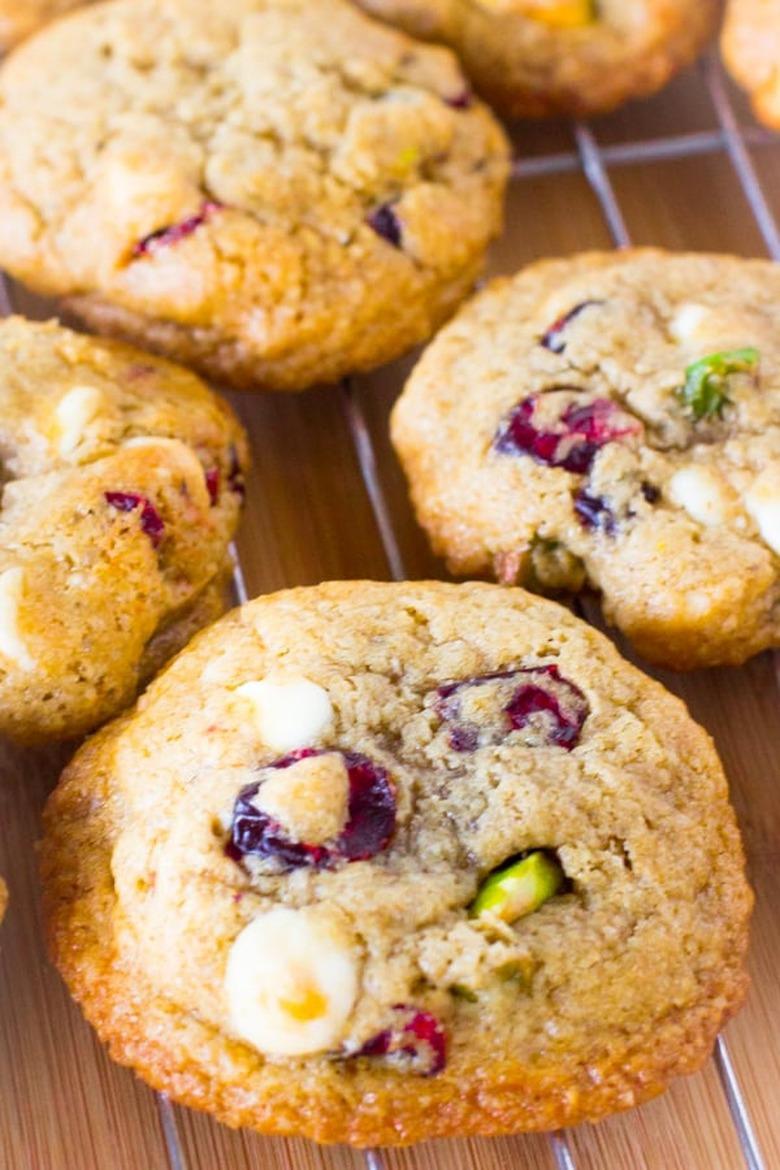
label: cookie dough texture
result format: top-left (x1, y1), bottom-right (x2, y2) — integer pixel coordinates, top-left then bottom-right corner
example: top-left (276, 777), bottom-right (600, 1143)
top-left (0, 316), bottom-right (248, 743)
top-left (0, 0), bottom-right (508, 392)
top-left (0, 0), bottom-right (87, 50)
top-left (43, 580), bottom-right (752, 1145)
top-left (354, 0), bottom-right (720, 118)
top-left (722, 0), bottom-right (780, 129)
top-left (392, 250), bottom-right (780, 669)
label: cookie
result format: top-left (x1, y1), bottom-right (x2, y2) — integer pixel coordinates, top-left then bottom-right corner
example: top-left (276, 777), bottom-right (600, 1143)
top-left (722, 0), bottom-right (780, 129)
top-left (0, 877), bottom-right (6, 922)
top-left (0, 316), bottom-right (248, 742)
top-left (0, 0), bottom-right (508, 393)
top-left (0, 0), bottom-right (87, 50)
top-left (354, 0), bottom-right (720, 118)
top-left (392, 250), bottom-right (780, 670)
top-left (42, 580), bottom-right (752, 1145)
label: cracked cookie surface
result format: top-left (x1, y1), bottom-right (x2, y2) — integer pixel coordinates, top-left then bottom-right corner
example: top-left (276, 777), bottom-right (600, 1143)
top-left (354, 0), bottom-right (719, 118)
top-left (0, 0), bottom-right (508, 391)
top-left (392, 250), bottom-right (780, 669)
top-left (43, 580), bottom-right (751, 1144)
top-left (0, 315), bottom-right (248, 742)
top-left (722, 0), bottom-right (780, 129)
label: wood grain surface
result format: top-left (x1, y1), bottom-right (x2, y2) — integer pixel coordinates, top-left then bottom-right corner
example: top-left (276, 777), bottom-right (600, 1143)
top-left (1, 59), bottom-right (778, 1170)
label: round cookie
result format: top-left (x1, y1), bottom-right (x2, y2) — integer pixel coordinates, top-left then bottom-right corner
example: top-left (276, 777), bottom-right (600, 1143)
top-left (42, 580), bottom-right (752, 1145)
top-left (0, 0), bottom-right (508, 393)
top-left (0, 0), bottom-right (88, 50)
top-left (392, 250), bottom-right (780, 670)
top-left (722, 0), bottom-right (780, 130)
top-left (353, 0), bottom-right (720, 119)
top-left (0, 315), bottom-right (248, 743)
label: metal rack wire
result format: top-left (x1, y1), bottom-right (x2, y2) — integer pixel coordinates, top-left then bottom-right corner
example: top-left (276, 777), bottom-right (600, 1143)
top-left (0, 47), bottom-right (774, 1170)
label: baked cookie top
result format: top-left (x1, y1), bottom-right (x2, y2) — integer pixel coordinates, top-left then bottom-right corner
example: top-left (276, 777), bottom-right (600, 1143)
top-left (722, 0), bottom-right (780, 129)
top-left (355, 0), bottom-right (720, 118)
top-left (392, 250), bottom-right (780, 669)
top-left (43, 580), bottom-right (751, 1145)
top-left (0, 316), bottom-right (247, 742)
top-left (0, 0), bottom-right (508, 391)
top-left (0, 0), bottom-right (86, 49)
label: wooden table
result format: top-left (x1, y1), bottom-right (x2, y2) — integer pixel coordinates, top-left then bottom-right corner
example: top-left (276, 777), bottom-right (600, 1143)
top-left (1, 53), bottom-right (778, 1170)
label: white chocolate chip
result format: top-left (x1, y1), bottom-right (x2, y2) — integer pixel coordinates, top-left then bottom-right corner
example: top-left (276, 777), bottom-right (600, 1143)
top-left (254, 753), bottom-right (350, 845)
top-left (668, 466), bottom-right (734, 527)
top-left (745, 469), bottom-right (780, 555)
top-left (123, 436), bottom-right (180, 450)
top-left (236, 677), bottom-right (333, 752)
top-left (225, 906), bottom-right (359, 1057)
top-left (0, 568), bottom-right (34, 671)
top-left (669, 302), bottom-right (709, 346)
top-left (685, 590), bottom-right (714, 617)
top-left (55, 385), bottom-right (103, 455)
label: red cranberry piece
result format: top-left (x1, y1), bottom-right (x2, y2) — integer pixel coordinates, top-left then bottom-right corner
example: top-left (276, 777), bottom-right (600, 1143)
top-left (448, 725), bottom-right (479, 753)
top-left (227, 444), bottom-right (245, 500)
top-left (367, 203), bottom-right (402, 249)
top-left (226, 748), bottom-right (396, 871)
top-left (205, 467), bottom-right (220, 506)
top-left (503, 666), bottom-right (588, 747)
top-left (133, 200), bottom-right (222, 258)
top-left (355, 1006), bottom-right (446, 1076)
top-left (444, 88), bottom-right (473, 109)
top-left (494, 394), bottom-right (640, 475)
top-left (437, 664), bottom-right (588, 752)
top-left (104, 491), bottom-right (164, 547)
top-left (573, 489), bottom-right (616, 535)
top-left (540, 300), bottom-right (604, 354)
top-left (125, 363), bottom-right (157, 381)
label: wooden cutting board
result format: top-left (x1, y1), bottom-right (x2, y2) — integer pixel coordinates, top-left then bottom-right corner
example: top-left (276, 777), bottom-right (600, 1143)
top-left (1, 59), bottom-right (778, 1170)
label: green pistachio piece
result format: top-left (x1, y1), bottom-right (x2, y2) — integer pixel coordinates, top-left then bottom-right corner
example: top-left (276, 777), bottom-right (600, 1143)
top-left (396, 145), bottom-right (420, 172)
top-left (470, 851), bottom-right (564, 924)
top-left (496, 959), bottom-right (535, 991)
top-left (529, 535), bottom-right (586, 593)
top-left (449, 983), bottom-right (479, 1003)
top-left (678, 347), bottom-right (760, 420)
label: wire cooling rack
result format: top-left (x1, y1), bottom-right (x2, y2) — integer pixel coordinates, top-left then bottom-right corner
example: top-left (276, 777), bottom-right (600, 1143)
top-left (0, 48), bottom-right (776, 1170)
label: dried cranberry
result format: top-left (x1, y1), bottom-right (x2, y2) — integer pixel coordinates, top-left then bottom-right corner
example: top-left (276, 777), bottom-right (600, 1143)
top-left (104, 491), bottom-right (164, 547)
top-left (355, 1006), bottom-right (446, 1076)
top-left (444, 88), bottom-right (473, 109)
top-left (205, 467), bottom-right (220, 506)
top-left (367, 203), bottom-right (402, 249)
top-left (133, 200), bottom-right (222, 258)
top-left (227, 444), bottom-right (245, 500)
top-left (448, 725), bottom-right (479, 753)
top-left (540, 300), bottom-right (603, 354)
top-left (573, 489), bottom-right (617, 535)
top-left (494, 394), bottom-right (641, 475)
top-left (227, 748), bottom-right (396, 871)
top-left (436, 664), bottom-right (588, 752)
top-left (125, 363), bottom-right (156, 381)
